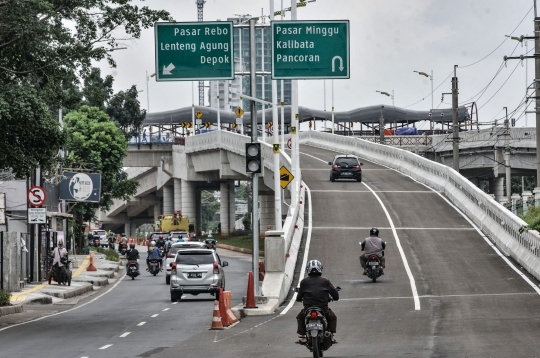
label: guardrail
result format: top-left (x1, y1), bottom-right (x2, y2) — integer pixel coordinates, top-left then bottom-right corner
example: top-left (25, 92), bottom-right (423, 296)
top-left (301, 131), bottom-right (540, 282)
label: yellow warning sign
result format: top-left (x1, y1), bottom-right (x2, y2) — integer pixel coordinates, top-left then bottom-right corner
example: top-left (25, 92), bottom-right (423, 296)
top-left (280, 166), bottom-right (294, 189)
top-left (196, 110), bottom-right (203, 119)
top-left (291, 126), bottom-right (297, 134)
top-left (235, 107), bottom-right (244, 117)
top-left (273, 144), bottom-right (280, 154)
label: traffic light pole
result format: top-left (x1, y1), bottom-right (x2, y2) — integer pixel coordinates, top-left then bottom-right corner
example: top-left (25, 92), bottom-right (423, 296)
top-left (452, 65), bottom-right (459, 172)
top-left (249, 18), bottom-right (260, 296)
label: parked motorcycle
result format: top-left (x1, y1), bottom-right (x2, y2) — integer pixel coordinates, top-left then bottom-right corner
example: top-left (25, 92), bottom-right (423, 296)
top-left (47, 256), bottom-right (72, 286)
top-left (127, 261), bottom-right (140, 280)
top-left (366, 253), bottom-right (384, 283)
top-left (149, 258), bottom-right (160, 276)
top-left (295, 286), bottom-right (341, 358)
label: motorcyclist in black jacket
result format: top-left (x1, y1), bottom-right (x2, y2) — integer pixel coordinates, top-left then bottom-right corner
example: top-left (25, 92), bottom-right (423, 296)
top-left (295, 260), bottom-right (339, 344)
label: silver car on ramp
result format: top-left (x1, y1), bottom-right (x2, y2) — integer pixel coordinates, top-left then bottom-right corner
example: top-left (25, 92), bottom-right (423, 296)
top-left (169, 248), bottom-right (228, 302)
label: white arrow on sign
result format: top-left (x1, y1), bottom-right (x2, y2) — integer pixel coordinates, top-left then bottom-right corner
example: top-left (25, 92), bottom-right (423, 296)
top-left (163, 63), bottom-right (175, 75)
top-left (331, 56), bottom-right (344, 72)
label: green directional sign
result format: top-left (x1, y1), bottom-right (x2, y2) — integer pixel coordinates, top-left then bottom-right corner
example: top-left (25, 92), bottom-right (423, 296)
top-left (272, 20), bottom-right (350, 80)
top-left (154, 21), bottom-right (234, 81)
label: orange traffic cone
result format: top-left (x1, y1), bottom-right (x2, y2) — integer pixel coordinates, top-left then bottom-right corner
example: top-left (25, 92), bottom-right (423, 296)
top-left (210, 300), bottom-right (224, 330)
top-left (244, 271), bottom-right (257, 308)
top-left (86, 253), bottom-right (97, 271)
top-left (218, 288), bottom-right (229, 327)
top-left (224, 291), bottom-right (238, 324)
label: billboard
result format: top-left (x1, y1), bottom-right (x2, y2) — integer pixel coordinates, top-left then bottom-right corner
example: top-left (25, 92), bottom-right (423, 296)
top-left (60, 172), bottom-right (101, 202)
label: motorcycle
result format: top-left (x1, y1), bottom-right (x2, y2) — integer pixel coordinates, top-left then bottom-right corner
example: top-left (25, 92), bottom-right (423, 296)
top-left (149, 258), bottom-right (160, 276)
top-left (48, 256), bottom-right (72, 286)
top-left (295, 286), bottom-right (341, 358)
top-left (158, 246), bottom-right (165, 258)
top-left (108, 236), bottom-right (115, 250)
top-left (119, 243), bottom-right (128, 256)
top-left (93, 237), bottom-right (100, 247)
top-left (366, 252), bottom-right (384, 283)
top-left (205, 238), bottom-right (217, 250)
top-left (127, 261), bottom-right (140, 280)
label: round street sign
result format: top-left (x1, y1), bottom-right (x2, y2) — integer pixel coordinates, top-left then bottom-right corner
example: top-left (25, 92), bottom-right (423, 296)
top-left (287, 138), bottom-right (292, 150)
top-left (28, 186), bottom-right (46, 207)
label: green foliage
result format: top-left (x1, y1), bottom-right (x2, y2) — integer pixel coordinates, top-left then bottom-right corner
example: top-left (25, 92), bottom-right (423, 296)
top-left (201, 191), bottom-right (220, 232)
top-left (0, 0), bottom-right (171, 177)
top-left (64, 106), bottom-right (138, 221)
top-left (236, 182), bottom-right (251, 201)
top-left (106, 85), bottom-right (146, 139)
top-left (519, 206), bottom-right (540, 233)
top-left (0, 289), bottom-right (11, 306)
top-left (0, 84), bottom-right (64, 177)
top-left (511, 176), bottom-right (536, 195)
top-left (242, 212), bottom-right (252, 231)
top-left (91, 246), bottom-right (119, 262)
top-left (82, 68), bottom-right (114, 109)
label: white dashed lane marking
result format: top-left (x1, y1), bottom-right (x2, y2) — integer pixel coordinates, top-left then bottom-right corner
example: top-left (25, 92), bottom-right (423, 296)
top-left (99, 344), bottom-right (113, 350)
top-left (162, 308), bottom-right (170, 311)
top-left (120, 332), bottom-right (131, 337)
top-left (151, 314), bottom-right (159, 318)
top-left (137, 322), bottom-right (146, 326)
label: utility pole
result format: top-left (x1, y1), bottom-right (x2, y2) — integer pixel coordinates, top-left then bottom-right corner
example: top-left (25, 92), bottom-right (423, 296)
top-left (452, 65), bottom-right (460, 172)
top-left (197, 0), bottom-right (206, 106)
top-left (504, 107), bottom-right (512, 200)
top-left (379, 106), bottom-right (385, 144)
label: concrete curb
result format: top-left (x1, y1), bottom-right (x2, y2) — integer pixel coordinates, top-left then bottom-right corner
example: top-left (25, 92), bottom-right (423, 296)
top-left (216, 243), bottom-right (264, 256)
top-left (41, 282), bottom-right (93, 299)
top-left (0, 305), bottom-right (23, 317)
top-left (72, 276), bottom-right (109, 287)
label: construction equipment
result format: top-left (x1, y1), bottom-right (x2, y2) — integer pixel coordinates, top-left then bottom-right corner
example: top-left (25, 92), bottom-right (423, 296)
top-left (155, 210), bottom-right (195, 233)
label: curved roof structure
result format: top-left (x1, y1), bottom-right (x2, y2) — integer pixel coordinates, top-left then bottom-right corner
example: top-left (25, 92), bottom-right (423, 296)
top-left (145, 104), bottom-right (470, 125)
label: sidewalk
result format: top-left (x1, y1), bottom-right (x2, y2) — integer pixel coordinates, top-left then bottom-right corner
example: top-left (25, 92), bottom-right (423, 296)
top-left (1, 252), bottom-right (123, 317)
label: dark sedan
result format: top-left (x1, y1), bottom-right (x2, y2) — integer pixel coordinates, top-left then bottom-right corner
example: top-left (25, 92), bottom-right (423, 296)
top-left (329, 155), bottom-right (363, 182)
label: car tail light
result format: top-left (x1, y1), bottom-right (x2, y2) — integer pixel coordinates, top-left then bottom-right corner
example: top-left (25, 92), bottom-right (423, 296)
top-left (332, 164), bottom-right (338, 170)
top-left (213, 261), bottom-right (219, 274)
top-left (355, 165), bottom-right (361, 170)
top-left (310, 311), bottom-right (318, 319)
top-left (171, 262), bottom-right (177, 274)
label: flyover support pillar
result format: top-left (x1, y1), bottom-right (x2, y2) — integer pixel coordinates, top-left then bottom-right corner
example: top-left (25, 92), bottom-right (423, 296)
top-left (153, 205), bottom-right (161, 227)
top-left (220, 181), bottom-right (235, 236)
top-left (163, 185), bottom-right (173, 215)
top-left (259, 194), bottom-right (275, 235)
top-left (174, 179), bottom-right (182, 212)
top-left (124, 222), bottom-right (130, 238)
top-left (491, 177), bottom-right (506, 203)
top-left (181, 180), bottom-right (196, 233)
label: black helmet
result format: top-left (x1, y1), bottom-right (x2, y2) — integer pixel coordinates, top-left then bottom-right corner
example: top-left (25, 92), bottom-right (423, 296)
top-left (129, 243), bottom-right (135, 249)
top-left (370, 227), bottom-right (379, 236)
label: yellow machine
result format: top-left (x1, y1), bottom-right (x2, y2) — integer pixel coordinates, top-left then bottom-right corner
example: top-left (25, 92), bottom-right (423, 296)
top-left (155, 211), bottom-right (194, 233)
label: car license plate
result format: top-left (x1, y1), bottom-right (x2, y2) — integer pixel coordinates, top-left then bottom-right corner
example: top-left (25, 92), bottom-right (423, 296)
top-left (306, 323), bottom-right (323, 330)
top-left (188, 272), bottom-right (202, 278)
top-left (369, 261), bottom-right (379, 265)
top-left (342, 172), bottom-right (352, 176)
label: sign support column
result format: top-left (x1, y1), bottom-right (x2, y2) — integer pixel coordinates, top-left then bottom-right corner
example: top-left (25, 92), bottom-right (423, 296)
top-left (250, 19), bottom-right (260, 297)
top-left (290, 0), bottom-right (298, 210)
top-left (270, 0), bottom-right (282, 232)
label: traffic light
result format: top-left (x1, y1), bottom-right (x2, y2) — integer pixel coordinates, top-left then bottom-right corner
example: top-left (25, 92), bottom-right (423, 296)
top-left (245, 142), bottom-right (262, 174)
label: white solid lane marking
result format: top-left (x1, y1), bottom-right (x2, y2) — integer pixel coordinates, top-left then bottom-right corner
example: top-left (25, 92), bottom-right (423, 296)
top-left (119, 332), bottom-right (131, 337)
top-left (310, 190), bottom-right (435, 193)
top-left (339, 292), bottom-right (537, 301)
top-left (281, 182), bottom-right (313, 316)
top-left (311, 227), bottom-right (476, 230)
top-left (99, 344), bottom-right (113, 350)
top-left (362, 181), bottom-right (421, 310)
top-left (151, 314), bottom-right (159, 317)
top-left (162, 308), bottom-right (170, 311)
top-left (137, 322), bottom-right (146, 326)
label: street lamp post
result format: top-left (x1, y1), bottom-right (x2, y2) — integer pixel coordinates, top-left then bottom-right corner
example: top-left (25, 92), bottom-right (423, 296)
top-left (414, 70), bottom-right (433, 133)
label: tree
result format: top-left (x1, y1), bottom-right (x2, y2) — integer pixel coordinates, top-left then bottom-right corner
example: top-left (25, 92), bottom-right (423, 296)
top-left (0, 0), bottom-right (171, 176)
top-left (106, 85), bottom-right (146, 139)
top-left (201, 191), bottom-right (220, 232)
top-left (0, 84), bottom-right (64, 177)
top-left (82, 68), bottom-right (114, 109)
top-left (63, 106), bottom-right (138, 223)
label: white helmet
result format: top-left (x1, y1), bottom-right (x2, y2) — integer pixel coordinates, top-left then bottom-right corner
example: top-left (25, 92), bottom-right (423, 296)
top-left (150, 240), bottom-right (156, 247)
top-left (306, 260), bottom-right (323, 276)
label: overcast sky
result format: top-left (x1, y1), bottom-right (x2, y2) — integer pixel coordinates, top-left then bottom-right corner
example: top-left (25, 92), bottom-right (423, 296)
top-left (97, 0), bottom-right (536, 130)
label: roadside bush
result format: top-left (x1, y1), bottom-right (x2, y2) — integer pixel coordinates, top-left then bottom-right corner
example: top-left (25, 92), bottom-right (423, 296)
top-left (519, 206), bottom-right (540, 233)
top-left (0, 289), bottom-right (11, 306)
top-left (230, 229), bottom-right (251, 237)
top-left (91, 246), bottom-right (119, 262)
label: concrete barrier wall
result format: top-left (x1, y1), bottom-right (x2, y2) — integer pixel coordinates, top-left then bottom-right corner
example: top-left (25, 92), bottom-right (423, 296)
top-left (300, 131), bottom-right (540, 282)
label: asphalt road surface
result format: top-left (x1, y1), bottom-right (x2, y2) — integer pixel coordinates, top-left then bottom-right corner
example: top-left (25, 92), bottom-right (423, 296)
top-left (3, 144), bottom-right (540, 358)
top-left (154, 145), bottom-right (540, 358)
top-left (0, 249), bottom-right (251, 358)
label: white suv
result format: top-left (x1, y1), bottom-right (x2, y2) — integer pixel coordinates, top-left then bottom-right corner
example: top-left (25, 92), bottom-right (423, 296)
top-left (164, 242), bottom-right (206, 284)
top-left (169, 249), bottom-right (228, 302)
